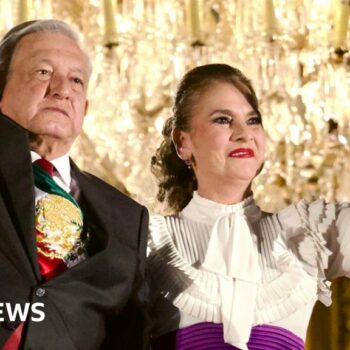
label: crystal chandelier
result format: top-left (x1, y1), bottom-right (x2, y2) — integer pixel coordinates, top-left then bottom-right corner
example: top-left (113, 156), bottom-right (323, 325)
top-left (1, 1), bottom-right (350, 349)
top-left (0, 0), bottom-right (349, 213)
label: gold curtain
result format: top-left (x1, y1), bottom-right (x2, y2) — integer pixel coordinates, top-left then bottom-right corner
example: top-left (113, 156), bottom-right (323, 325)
top-left (306, 278), bottom-right (350, 350)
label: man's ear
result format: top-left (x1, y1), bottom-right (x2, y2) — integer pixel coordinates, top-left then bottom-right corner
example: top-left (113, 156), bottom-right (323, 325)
top-left (84, 99), bottom-right (89, 116)
top-left (171, 128), bottom-right (192, 160)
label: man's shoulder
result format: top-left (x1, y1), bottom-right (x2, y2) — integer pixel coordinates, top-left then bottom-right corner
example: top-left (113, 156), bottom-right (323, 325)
top-left (0, 113), bottom-right (27, 136)
top-left (77, 169), bottom-right (143, 210)
top-left (0, 112), bottom-right (24, 129)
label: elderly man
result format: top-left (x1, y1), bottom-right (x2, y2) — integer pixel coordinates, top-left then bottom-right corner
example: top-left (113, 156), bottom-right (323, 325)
top-left (0, 20), bottom-right (148, 349)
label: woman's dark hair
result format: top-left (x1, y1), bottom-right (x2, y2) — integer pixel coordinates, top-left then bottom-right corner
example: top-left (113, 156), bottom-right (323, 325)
top-left (151, 63), bottom-right (261, 213)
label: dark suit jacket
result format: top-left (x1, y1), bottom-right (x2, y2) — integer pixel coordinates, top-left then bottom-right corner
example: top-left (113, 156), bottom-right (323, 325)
top-left (0, 114), bottom-right (149, 349)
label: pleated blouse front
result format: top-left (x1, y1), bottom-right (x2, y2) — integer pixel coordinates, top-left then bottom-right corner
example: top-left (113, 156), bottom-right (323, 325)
top-left (147, 192), bottom-right (350, 350)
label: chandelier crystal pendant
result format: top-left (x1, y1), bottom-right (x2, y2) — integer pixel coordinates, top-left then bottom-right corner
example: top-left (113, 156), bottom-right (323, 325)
top-left (0, 0), bottom-right (349, 211)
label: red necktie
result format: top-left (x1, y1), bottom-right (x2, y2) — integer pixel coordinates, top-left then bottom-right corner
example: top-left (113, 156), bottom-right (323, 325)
top-left (34, 158), bottom-right (54, 176)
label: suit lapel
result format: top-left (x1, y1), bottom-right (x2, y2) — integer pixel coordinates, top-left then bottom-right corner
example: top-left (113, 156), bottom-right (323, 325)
top-left (42, 160), bottom-right (113, 282)
top-left (0, 114), bottom-right (39, 279)
top-left (70, 160), bottom-right (110, 256)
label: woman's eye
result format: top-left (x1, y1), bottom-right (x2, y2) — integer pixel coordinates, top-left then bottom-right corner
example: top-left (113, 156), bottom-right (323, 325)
top-left (247, 116), bottom-right (262, 125)
top-left (213, 116), bottom-right (232, 125)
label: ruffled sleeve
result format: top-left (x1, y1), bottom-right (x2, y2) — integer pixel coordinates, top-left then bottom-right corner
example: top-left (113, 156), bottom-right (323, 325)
top-left (325, 203), bottom-right (350, 279)
top-left (277, 199), bottom-right (333, 305)
top-left (277, 199), bottom-right (350, 306)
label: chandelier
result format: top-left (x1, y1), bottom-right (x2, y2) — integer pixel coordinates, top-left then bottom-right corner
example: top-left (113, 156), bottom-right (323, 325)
top-left (0, 0), bottom-right (349, 213)
top-left (1, 1), bottom-right (350, 349)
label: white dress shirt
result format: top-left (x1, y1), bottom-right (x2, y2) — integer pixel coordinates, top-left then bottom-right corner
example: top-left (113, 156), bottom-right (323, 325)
top-left (31, 151), bottom-right (71, 198)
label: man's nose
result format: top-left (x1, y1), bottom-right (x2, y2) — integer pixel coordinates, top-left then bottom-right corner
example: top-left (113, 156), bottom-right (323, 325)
top-left (47, 74), bottom-right (70, 99)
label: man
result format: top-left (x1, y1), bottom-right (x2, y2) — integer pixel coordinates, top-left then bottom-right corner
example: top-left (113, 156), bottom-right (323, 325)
top-left (0, 20), bottom-right (148, 349)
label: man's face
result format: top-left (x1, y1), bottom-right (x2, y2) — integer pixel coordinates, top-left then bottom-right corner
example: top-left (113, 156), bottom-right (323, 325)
top-left (0, 31), bottom-right (89, 145)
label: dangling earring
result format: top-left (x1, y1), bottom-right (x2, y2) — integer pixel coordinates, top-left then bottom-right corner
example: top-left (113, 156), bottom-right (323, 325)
top-left (185, 159), bottom-right (192, 169)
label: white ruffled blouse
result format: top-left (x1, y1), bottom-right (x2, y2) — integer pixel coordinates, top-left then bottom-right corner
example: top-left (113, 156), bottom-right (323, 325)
top-left (147, 192), bottom-right (350, 350)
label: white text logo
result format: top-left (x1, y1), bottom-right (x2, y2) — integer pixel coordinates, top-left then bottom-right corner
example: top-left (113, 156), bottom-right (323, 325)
top-left (0, 303), bottom-right (45, 322)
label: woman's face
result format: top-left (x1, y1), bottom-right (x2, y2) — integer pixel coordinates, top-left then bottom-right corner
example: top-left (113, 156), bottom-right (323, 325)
top-left (177, 82), bottom-right (266, 193)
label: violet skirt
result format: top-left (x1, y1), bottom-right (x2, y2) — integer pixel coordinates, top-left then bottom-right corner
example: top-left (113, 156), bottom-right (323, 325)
top-left (152, 322), bottom-right (304, 350)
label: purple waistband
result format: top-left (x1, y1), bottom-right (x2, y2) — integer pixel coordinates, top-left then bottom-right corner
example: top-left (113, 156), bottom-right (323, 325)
top-left (153, 322), bottom-right (305, 350)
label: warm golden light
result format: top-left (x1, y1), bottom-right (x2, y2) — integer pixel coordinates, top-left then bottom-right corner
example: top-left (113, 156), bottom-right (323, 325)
top-left (0, 0), bottom-right (349, 213)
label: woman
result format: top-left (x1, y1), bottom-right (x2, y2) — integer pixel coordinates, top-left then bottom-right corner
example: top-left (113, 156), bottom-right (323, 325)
top-left (147, 63), bottom-right (350, 350)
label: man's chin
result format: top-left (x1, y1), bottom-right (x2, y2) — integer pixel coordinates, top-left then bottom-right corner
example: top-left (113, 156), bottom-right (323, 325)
top-left (29, 130), bottom-right (76, 159)
top-left (28, 129), bottom-right (77, 145)
top-left (29, 123), bottom-right (77, 138)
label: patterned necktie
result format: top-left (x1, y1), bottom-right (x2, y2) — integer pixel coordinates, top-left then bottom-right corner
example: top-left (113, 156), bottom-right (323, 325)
top-left (33, 158), bottom-right (85, 280)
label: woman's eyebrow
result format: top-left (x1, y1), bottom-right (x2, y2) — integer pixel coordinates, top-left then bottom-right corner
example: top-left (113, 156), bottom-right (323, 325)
top-left (209, 109), bottom-right (258, 117)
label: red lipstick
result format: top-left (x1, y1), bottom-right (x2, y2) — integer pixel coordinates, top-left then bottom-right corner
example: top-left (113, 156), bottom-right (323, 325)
top-left (228, 148), bottom-right (255, 158)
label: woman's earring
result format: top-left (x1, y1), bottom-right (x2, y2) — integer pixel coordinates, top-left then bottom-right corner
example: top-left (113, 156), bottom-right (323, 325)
top-left (184, 159), bottom-right (192, 169)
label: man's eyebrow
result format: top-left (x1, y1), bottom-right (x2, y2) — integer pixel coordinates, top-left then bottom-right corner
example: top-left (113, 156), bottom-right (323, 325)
top-left (70, 67), bottom-right (87, 76)
top-left (26, 54), bottom-right (51, 63)
top-left (26, 56), bottom-right (88, 76)
top-left (25, 56), bottom-right (56, 68)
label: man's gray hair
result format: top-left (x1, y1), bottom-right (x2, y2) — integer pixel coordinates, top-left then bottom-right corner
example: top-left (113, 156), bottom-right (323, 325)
top-left (0, 19), bottom-right (92, 99)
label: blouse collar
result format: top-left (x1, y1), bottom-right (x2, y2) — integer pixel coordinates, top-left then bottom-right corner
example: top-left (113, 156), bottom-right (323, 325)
top-left (181, 191), bottom-right (260, 225)
top-left (179, 190), bottom-right (262, 348)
